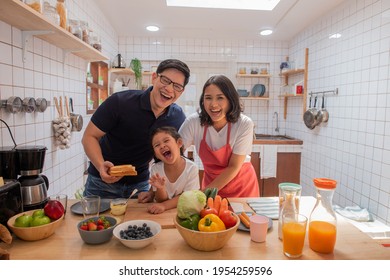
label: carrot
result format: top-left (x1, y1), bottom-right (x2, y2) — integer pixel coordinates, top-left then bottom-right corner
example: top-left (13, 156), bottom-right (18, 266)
top-left (213, 195), bottom-right (222, 213)
top-left (239, 213), bottom-right (250, 228)
top-left (219, 198), bottom-right (228, 215)
top-left (207, 197), bottom-right (214, 209)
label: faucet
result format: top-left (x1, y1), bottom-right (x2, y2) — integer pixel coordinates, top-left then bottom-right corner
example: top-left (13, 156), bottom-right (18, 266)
top-left (273, 112), bottom-right (279, 133)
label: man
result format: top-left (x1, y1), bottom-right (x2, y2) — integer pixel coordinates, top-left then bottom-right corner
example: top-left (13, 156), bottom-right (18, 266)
top-left (82, 59), bottom-right (190, 198)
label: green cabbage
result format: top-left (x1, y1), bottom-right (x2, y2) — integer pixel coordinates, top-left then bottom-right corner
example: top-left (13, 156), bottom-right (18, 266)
top-left (177, 190), bottom-right (207, 219)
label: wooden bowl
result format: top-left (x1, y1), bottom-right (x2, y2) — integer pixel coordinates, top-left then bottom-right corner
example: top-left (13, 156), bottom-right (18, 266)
top-left (7, 210), bottom-right (64, 241)
top-left (174, 213), bottom-right (240, 251)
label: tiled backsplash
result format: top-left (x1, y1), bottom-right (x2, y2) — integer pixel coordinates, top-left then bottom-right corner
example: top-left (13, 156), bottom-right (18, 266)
top-left (0, 0), bottom-right (389, 225)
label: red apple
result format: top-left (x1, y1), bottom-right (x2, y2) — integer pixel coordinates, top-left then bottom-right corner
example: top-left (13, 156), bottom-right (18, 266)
top-left (44, 200), bottom-right (65, 220)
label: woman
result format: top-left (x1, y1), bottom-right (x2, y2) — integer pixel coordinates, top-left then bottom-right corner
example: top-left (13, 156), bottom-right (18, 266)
top-left (179, 75), bottom-right (259, 198)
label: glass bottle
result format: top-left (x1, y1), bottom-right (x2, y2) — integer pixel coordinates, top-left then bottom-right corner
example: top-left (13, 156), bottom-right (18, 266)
top-left (56, 0), bottom-right (67, 30)
top-left (308, 178), bottom-right (337, 254)
top-left (278, 182), bottom-right (302, 240)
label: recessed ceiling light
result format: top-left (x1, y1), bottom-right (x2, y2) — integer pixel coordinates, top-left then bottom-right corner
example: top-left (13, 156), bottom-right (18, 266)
top-left (166, 0), bottom-right (280, 11)
top-left (146, 25), bottom-right (159, 32)
top-left (329, 33), bottom-right (341, 39)
top-left (260, 29), bottom-right (273, 36)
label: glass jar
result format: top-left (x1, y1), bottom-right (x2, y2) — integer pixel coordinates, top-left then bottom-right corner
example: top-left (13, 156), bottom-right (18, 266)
top-left (68, 19), bottom-right (82, 40)
top-left (56, 0), bottom-right (67, 29)
top-left (308, 178), bottom-right (337, 254)
top-left (24, 0), bottom-right (43, 13)
top-left (278, 182), bottom-right (302, 240)
top-left (91, 36), bottom-right (102, 51)
top-left (43, 2), bottom-right (60, 26)
top-left (79, 20), bottom-right (90, 44)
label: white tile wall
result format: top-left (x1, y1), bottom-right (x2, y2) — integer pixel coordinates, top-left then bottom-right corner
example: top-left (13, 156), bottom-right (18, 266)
top-left (0, 0), bottom-right (389, 225)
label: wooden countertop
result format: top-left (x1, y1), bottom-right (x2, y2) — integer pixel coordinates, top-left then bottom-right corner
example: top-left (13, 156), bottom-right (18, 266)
top-left (4, 197), bottom-right (390, 260)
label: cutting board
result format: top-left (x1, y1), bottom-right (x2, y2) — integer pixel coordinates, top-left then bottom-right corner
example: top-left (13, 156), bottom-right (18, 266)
top-left (123, 199), bottom-right (177, 229)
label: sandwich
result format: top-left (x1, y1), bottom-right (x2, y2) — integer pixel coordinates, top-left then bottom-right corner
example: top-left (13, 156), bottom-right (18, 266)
top-left (108, 165), bottom-right (137, 176)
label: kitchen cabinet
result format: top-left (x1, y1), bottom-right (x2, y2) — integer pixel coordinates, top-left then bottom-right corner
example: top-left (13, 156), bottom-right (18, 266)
top-left (236, 62), bottom-right (271, 100)
top-left (251, 152), bottom-right (301, 197)
top-left (279, 48), bottom-right (309, 119)
top-left (87, 61), bottom-right (108, 114)
top-left (0, 0), bottom-right (108, 62)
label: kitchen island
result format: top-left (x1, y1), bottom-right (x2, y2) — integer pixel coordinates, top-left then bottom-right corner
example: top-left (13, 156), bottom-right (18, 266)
top-left (4, 197), bottom-right (390, 260)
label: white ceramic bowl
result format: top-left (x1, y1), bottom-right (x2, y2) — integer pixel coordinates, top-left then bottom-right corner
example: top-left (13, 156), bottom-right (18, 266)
top-left (77, 215), bottom-right (117, 244)
top-left (113, 220), bottom-right (161, 249)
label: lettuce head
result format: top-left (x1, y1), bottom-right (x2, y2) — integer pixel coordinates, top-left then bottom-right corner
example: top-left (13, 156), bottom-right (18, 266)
top-left (177, 190), bottom-right (207, 219)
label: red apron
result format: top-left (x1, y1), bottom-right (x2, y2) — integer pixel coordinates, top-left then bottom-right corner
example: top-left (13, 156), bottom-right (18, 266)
top-left (199, 123), bottom-right (259, 198)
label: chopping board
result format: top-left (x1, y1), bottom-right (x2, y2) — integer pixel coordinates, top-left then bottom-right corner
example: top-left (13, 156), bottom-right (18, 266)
top-left (123, 199), bottom-right (177, 229)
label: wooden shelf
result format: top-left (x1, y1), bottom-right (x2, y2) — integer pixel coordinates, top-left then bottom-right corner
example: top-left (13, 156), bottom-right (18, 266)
top-left (0, 0), bottom-right (108, 62)
top-left (236, 74), bottom-right (272, 78)
top-left (280, 48), bottom-right (309, 119)
top-left (109, 68), bottom-right (135, 75)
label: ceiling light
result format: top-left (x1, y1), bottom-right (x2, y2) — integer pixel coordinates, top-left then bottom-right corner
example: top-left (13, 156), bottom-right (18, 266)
top-left (146, 25), bottom-right (159, 32)
top-left (329, 33), bottom-right (341, 39)
top-left (166, 0), bottom-right (280, 11)
top-left (260, 29), bottom-right (273, 36)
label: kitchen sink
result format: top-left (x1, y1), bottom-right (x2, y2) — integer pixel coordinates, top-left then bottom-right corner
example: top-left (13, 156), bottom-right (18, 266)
top-left (253, 134), bottom-right (303, 145)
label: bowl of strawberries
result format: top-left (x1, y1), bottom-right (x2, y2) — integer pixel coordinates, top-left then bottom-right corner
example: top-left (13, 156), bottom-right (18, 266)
top-left (77, 215), bottom-right (117, 244)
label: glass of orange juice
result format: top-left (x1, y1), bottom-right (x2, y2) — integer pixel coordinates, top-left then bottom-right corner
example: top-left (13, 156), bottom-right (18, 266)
top-left (282, 213), bottom-right (307, 258)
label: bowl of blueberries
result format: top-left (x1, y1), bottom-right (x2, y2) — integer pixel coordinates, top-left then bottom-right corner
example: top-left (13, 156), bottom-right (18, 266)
top-left (113, 220), bottom-right (161, 249)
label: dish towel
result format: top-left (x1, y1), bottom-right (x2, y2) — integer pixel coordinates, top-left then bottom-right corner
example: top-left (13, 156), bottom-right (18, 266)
top-left (334, 205), bottom-right (374, 222)
top-left (259, 145), bottom-right (278, 179)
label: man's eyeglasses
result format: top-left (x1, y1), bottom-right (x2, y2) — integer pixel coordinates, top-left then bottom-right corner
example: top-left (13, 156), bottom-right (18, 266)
top-left (158, 74), bottom-right (185, 92)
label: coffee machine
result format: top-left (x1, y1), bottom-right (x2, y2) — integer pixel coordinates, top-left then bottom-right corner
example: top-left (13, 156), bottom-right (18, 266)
top-left (15, 145), bottom-right (49, 211)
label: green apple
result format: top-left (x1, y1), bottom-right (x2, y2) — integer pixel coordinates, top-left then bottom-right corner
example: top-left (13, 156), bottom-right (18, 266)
top-left (14, 214), bottom-right (33, 227)
top-left (30, 215), bottom-right (51, 227)
top-left (32, 209), bottom-right (45, 218)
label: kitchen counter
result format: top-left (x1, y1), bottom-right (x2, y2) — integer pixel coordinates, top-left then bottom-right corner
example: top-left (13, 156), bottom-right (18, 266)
top-left (253, 134), bottom-right (303, 145)
top-left (4, 197), bottom-right (390, 260)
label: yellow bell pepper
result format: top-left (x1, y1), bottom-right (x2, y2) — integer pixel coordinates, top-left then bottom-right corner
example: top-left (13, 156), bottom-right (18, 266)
top-left (198, 214), bottom-right (226, 232)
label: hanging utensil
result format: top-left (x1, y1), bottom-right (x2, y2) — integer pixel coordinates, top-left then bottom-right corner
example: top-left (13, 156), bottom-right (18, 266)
top-left (319, 95), bottom-right (329, 123)
top-left (303, 95), bottom-right (320, 129)
top-left (69, 97), bottom-right (83, 132)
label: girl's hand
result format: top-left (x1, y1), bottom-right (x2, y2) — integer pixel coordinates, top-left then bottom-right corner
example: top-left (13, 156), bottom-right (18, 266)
top-left (138, 191), bottom-right (154, 203)
top-left (147, 203), bottom-right (166, 214)
top-left (149, 173), bottom-right (166, 189)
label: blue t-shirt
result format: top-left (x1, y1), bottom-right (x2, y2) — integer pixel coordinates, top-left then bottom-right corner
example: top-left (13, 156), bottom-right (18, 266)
top-left (88, 87), bottom-right (186, 184)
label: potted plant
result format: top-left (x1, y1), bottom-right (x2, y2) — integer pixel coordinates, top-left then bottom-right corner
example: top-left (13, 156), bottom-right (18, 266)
top-left (130, 58), bottom-right (142, 90)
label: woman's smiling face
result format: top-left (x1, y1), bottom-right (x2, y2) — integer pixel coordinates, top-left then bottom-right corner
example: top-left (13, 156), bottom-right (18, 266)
top-left (203, 84), bottom-right (230, 129)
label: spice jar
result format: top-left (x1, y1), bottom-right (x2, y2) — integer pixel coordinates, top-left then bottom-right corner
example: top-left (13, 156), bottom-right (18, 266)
top-left (43, 2), bottom-right (60, 26)
top-left (308, 178), bottom-right (337, 254)
top-left (24, 0), bottom-right (43, 13)
top-left (278, 182), bottom-right (301, 240)
top-left (79, 20), bottom-right (90, 44)
top-left (91, 36), bottom-right (102, 51)
top-left (56, 0), bottom-right (67, 29)
top-left (68, 19), bottom-right (82, 40)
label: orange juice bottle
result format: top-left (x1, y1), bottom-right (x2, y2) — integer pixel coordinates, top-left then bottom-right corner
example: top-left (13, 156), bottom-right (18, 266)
top-left (308, 178), bottom-right (337, 254)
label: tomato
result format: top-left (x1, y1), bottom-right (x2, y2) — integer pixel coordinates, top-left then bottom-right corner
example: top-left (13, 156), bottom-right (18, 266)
top-left (200, 207), bottom-right (218, 218)
top-left (219, 210), bottom-right (238, 228)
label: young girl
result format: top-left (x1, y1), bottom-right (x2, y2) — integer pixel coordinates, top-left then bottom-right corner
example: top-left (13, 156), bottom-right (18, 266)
top-left (137, 126), bottom-right (200, 214)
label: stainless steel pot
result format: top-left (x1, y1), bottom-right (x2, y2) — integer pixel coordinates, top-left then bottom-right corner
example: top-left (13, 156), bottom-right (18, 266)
top-left (69, 97), bottom-right (83, 132)
top-left (318, 95), bottom-right (329, 123)
top-left (303, 96), bottom-right (320, 129)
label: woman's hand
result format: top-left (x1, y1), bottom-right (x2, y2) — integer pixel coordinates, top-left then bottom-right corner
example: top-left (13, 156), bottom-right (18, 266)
top-left (147, 203), bottom-right (166, 214)
top-left (149, 173), bottom-right (166, 189)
